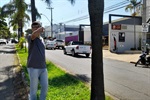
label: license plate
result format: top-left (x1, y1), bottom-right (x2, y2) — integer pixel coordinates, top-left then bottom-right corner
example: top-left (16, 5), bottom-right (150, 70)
top-left (83, 51), bottom-right (87, 53)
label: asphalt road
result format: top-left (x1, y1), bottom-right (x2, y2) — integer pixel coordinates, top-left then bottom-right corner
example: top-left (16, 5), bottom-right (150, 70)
top-left (46, 49), bottom-right (150, 100)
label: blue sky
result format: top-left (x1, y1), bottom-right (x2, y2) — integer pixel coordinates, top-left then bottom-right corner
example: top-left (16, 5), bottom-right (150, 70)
top-left (0, 0), bottom-right (134, 29)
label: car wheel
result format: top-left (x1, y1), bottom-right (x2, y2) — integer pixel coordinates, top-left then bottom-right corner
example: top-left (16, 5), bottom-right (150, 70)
top-left (64, 49), bottom-right (67, 54)
top-left (72, 50), bottom-right (77, 57)
top-left (85, 54), bottom-right (90, 57)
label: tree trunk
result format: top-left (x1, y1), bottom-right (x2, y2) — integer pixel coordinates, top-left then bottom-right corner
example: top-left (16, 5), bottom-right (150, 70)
top-left (88, 0), bottom-right (105, 100)
top-left (18, 19), bottom-right (23, 41)
top-left (31, 0), bottom-right (36, 22)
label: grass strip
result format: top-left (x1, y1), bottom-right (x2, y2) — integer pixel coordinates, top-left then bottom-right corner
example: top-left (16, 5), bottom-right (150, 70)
top-left (16, 46), bottom-right (113, 100)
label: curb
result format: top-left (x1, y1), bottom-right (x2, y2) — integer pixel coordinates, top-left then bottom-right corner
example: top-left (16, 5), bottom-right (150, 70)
top-left (13, 49), bottom-right (29, 99)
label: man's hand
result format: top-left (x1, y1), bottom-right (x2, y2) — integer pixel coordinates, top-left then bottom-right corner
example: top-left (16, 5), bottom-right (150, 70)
top-left (31, 27), bottom-right (44, 40)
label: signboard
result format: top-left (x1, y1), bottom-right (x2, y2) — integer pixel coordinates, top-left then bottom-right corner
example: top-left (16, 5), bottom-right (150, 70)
top-left (142, 23), bottom-right (149, 32)
top-left (112, 24), bottom-right (121, 30)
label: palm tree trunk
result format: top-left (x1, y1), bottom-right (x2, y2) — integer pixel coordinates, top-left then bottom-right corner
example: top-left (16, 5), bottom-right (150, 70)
top-left (88, 0), bottom-right (105, 100)
top-left (31, 0), bottom-right (36, 22)
top-left (18, 19), bottom-right (23, 41)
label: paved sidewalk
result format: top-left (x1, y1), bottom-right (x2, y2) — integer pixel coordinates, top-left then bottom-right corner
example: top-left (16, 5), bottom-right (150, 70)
top-left (0, 44), bottom-right (28, 100)
top-left (0, 44), bottom-right (16, 100)
top-left (103, 50), bottom-right (140, 63)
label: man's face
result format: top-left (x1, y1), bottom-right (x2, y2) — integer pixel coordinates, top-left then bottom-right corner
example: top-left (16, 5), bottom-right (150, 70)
top-left (32, 24), bottom-right (40, 31)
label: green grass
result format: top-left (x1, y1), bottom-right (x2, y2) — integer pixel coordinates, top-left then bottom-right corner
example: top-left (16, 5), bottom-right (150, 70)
top-left (16, 46), bottom-right (113, 100)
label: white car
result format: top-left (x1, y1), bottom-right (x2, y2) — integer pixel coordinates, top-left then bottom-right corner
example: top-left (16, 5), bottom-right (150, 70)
top-left (64, 41), bottom-right (91, 57)
top-left (0, 39), bottom-right (7, 45)
top-left (45, 40), bottom-right (57, 50)
top-left (53, 39), bottom-right (65, 49)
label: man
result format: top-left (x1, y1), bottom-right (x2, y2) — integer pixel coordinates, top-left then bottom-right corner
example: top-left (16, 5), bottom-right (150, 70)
top-left (27, 21), bottom-right (48, 100)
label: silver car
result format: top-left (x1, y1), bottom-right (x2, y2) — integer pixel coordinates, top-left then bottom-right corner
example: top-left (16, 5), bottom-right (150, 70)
top-left (45, 40), bottom-right (57, 50)
top-left (0, 39), bottom-right (7, 45)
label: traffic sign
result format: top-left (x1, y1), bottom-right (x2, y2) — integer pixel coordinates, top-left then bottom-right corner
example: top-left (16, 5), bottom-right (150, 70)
top-left (142, 23), bottom-right (149, 32)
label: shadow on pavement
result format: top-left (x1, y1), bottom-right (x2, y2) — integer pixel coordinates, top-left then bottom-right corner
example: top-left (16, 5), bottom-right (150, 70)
top-left (65, 54), bottom-right (91, 59)
top-left (76, 74), bottom-right (91, 83)
top-left (0, 50), bottom-right (16, 54)
top-left (3, 45), bottom-right (15, 49)
top-left (0, 65), bottom-right (28, 100)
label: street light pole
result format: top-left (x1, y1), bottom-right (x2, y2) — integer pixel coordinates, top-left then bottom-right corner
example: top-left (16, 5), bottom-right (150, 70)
top-left (142, 0), bottom-right (147, 52)
top-left (40, 13), bottom-right (51, 24)
top-left (40, 13), bottom-right (51, 38)
top-left (47, 7), bottom-right (54, 38)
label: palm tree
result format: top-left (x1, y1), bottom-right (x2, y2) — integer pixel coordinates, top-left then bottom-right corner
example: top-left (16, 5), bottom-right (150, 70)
top-left (31, 0), bottom-right (51, 22)
top-left (125, 0), bottom-right (141, 16)
top-left (88, 0), bottom-right (105, 99)
top-left (31, 0), bottom-right (105, 99)
top-left (1, 0), bottom-right (30, 40)
top-left (0, 7), bottom-right (10, 38)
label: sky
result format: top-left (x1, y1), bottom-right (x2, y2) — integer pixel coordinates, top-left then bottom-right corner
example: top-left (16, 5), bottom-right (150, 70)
top-left (0, 0), bottom-right (136, 30)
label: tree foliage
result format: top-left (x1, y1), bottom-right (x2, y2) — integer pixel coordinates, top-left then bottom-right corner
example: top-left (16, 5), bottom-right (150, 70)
top-left (0, 7), bottom-right (10, 38)
top-left (125, 0), bottom-right (142, 16)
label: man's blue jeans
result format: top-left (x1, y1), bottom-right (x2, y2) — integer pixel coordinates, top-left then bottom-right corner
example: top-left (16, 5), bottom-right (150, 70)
top-left (27, 68), bottom-right (48, 100)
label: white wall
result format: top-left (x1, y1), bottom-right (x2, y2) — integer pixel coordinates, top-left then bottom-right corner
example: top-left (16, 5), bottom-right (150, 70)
top-left (56, 31), bottom-right (78, 40)
top-left (44, 26), bottom-right (51, 37)
top-left (109, 24), bottom-right (142, 53)
top-left (83, 27), bottom-right (91, 43)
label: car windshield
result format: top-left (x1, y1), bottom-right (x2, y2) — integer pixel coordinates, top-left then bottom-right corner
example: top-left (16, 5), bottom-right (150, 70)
top-left (72, 41), bottom-right (83, 45)
top-left (56, 40), bottom-right (64, 42)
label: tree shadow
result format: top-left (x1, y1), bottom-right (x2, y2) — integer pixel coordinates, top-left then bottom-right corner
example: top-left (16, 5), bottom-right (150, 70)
top-left (0, 65), bottom-right (16, 100)
top-left (48, 73), bottom-right (81, 87)
top-left (0, 50), bottom-right (16, 54)
top-left (135, 65), bottom-right (150, 69)
top-left (66, 54), bottom-right (91, 59)
top-left (0, 65), bottom-right (28, 100)
top-left (75, 74), bottom-right (91, 83)
top-left (3, 45), bottom-right (15, 49)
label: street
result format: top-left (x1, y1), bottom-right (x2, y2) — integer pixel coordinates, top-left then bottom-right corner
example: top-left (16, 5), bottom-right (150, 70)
top-left (46, 49), bottom-right (150, 100)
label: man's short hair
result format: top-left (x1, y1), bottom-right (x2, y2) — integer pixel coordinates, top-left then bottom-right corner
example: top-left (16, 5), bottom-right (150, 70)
top-left (31, 21), bottom-right (41, 27)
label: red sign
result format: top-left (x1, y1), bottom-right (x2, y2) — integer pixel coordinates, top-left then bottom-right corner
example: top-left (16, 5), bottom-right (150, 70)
top-left (112, 24), bottom-right (121, 30)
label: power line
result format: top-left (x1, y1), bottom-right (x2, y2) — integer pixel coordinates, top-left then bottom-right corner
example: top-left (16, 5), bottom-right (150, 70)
top-left (104, 0), bottom-right (128, 11)
top-left (61, 0), bottom-right (130, 24)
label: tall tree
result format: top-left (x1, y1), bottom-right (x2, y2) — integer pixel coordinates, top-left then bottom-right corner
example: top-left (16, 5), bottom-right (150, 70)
top-left (0, 7), bottom-right (10, 38)
top-left (125, 0), bottom-right (141, 16)
top-left (88, 0), bottom-right (105, 100)
top-left (1, 0), bottom-right (30, 40)
top-left (31, 0), bottom-right (51, 22)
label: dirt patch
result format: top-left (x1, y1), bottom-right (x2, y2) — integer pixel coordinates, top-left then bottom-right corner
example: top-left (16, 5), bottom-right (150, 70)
top-left (13, 70), bottom-right (29, 100)
top-left (13, 54), bottom-right (29, 100)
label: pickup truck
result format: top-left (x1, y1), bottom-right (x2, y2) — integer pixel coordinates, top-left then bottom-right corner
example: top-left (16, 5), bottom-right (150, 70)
top-left (63, 41), bottom-right (91, 57)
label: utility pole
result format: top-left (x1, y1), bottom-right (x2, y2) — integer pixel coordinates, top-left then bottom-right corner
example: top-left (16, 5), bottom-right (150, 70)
top-left (47, 7), bottom-right (54, 38)
top-left (142, 0), bottom-right (147, 52)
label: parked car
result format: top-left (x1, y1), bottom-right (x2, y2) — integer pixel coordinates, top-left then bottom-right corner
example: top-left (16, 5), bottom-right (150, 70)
top-left (11, 39), bottom-right (18, 43)
top-left (45, 40), bottom-right (57, 50)
top-left (0, 39), bottom-right (7, 45)
top-left (53, 39), bottom-right (65, 49)
top-left (64, 41), bottom-right (91, 57)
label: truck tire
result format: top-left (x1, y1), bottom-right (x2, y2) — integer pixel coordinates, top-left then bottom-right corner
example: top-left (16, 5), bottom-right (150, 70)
top-left (72, 50), bottom-right (77, 57)
top-left (85, 54), bottom-right (90, 57)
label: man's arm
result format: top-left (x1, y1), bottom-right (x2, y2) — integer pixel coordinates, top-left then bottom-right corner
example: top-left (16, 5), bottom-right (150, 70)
top-left (31, 27), bottom-right (44, 40)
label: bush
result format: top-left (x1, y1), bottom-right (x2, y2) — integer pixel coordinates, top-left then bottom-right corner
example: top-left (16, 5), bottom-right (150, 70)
top-left (19, 37), bottom-right (26, 49)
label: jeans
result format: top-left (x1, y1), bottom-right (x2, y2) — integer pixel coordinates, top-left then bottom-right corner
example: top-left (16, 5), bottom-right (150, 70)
top-left (27, 68), bottom-right (48, 100)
